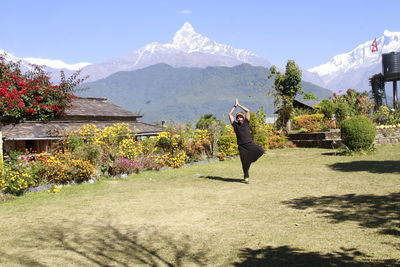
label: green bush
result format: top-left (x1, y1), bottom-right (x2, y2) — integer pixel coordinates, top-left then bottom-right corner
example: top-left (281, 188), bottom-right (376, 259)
top-left (320, 100), bottom-right (335, 119)
top-left (217, 135), bottom-right (238, 157)
top-left (340, 116), bottom-right (376, 151)
top-left (72, 143), bottom-right (103, 168)
top-left (335, 102), bottom-right (350, 125)
top-left (253, 123), bottom-right (274, 149)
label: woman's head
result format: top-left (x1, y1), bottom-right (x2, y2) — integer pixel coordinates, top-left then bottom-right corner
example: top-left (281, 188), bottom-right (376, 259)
top-left (236, 112), bottom-right (245, 123)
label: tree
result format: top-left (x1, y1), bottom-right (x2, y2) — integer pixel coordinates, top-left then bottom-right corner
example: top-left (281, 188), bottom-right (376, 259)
top-left (369, 73), bottom-right (386, 110)
top-left (268, 60), bottom-right (303, 130)
top-left (0, 56), bottom-right (87, 172)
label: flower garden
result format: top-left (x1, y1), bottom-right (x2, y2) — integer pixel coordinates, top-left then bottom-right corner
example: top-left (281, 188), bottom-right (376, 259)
top-left (0, 57), bottom-right (399, 197)
top-left (0, 117), bottom-right (292, 195)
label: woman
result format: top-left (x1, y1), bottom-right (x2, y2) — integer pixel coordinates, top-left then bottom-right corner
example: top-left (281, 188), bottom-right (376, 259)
top-left (229, 99), bottom-right (265, 183)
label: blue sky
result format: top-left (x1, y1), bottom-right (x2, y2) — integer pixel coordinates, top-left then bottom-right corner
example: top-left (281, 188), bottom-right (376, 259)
top-left (1, 0), bottom-right (399, 69)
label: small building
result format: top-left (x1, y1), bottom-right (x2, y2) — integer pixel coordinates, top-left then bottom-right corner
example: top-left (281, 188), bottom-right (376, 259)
top-left (2, 97), bottom-right (164, 153)
top-left (293, 98), bottom-right (322, 111)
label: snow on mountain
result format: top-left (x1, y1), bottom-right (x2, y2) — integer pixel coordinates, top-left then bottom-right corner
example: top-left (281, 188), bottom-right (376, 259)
top-left (23, 57), bottom-right (91, 70)
top-left (308, 30), bottom-right (400, 91)
top-left (169, 22), bottom-right (258, 61)
top-left (81, 22), bottom-right (270, 81)
top-left (0, 49), bottom-right (91, 71)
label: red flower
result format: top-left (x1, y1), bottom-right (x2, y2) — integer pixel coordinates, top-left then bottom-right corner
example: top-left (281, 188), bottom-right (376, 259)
top-left (27, 108), bottom-right (36, 115)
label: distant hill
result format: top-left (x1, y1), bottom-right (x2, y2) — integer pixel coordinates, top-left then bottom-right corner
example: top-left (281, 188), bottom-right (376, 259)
top-left (80, 63), bottom-right (332, 123)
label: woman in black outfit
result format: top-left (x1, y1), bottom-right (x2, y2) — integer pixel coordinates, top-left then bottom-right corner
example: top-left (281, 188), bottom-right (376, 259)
top-left (229, 99), bottom-right (265, 183)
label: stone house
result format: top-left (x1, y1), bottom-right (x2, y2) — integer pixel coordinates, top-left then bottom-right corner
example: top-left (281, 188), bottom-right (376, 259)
top-left (2, 97), bottom-right (164, 153)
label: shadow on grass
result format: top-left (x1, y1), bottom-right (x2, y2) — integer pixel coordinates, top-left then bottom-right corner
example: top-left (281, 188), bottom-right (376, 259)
top-left (3, 221), bottom-right (209, 266)
top-left (0, 251), bottom-right (47, 266)
top-left (283, 193), bottom-right (400, 237)
top-left (329, 161), bottom-right (400, 174)
top-left (233, 245), bottom-right (399, 266)
top-left (199, 175), bottom-right (244, 183)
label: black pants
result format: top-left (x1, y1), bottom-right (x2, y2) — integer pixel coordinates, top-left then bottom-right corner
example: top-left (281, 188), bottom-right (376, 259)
top-left (238, 142), bottom-right (265, 178)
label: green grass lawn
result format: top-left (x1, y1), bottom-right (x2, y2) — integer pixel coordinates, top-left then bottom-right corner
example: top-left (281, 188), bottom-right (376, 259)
top-left (1, 146), bottom-right (399, 266)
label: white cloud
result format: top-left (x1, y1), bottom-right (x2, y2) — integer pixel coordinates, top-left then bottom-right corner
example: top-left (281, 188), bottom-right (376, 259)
top-left (180, 9), bottom-right (192, 15)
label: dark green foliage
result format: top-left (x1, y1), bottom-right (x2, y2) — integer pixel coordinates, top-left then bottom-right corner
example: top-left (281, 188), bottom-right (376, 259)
top-left (369, 73), bottom-right (385, 109)
top-left (335, 102), bottom-right (350, 124)
top-left (80, 63), bottom-right (331, 123)
top-left (72, 143), bottom-right (103, 168)
top-left (249, 112), bottom-right (261, 137)
top-left (196, 114), bottom-right (218, 129)
top-left (340, 116), bottom-right (376, 151)
top-left (320, 99), bottom-right (335, 119)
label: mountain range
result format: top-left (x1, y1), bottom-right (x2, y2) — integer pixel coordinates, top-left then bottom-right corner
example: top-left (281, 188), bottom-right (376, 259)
top-left (79, 63), bottom-right (332, 123)
top-left (1, 23), bottom-right (400, 121)
top-left (2, 23), bottom-right (399, 91)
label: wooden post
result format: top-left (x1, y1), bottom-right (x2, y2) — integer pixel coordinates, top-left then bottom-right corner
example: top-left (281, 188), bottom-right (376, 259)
top-left (393, 81), bottom-right (398, 109)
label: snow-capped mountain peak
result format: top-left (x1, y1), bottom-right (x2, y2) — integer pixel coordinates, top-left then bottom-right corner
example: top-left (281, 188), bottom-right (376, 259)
top-left (308, 30), bottom-right (400, 78)
top-left (171, 22), bottom-right (206, 52)
top-left (3, 22), bottom-right (270, 82)
top-left (166, 22), bottom-right (259, 63)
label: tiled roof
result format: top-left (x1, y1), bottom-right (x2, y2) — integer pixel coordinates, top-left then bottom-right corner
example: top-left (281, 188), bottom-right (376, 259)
top-left (2, 120), bottom-right (163, 140)
top-left (64, 97), bottom-right (142, 119)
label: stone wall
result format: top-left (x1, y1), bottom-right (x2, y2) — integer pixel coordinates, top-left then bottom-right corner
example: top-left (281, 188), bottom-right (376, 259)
top-left (375, 127), bottom-right (400, 145)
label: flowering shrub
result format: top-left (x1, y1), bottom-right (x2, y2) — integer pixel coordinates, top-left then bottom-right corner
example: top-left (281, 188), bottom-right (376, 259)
top-left (253, 123), bottom-right (274, 149)
top-left (149, 154), bottom-right (170, 170)
top-left (268, 132), bottom-right (295, 149)
top-left (68, 158), bottom-right (95, 183)
top-left (0, 57), bottom-right (83, 125)
top-left (95, 123), bottom-right (133, 146)
top-left (3, 151), bottom-right (44, 187)
top-left (156, 131), bottom-right (184, 154)
top-left (374, 106), bottom-right (400, 125)
top-left (118, 138), bottom-right (143, 160)
top-left (331, 89), bottom-right (374, 117)
top-left (37, 152), bottom-right (94, 184)
top-left (76, 124), bottom-right (100, 143)
top-left (0, 170), bottom-right (31, 195)
top-left (37, 154), bottom-right (69, 184)
top-left (166, 151), bottom-right (187, 168)
top-left (293, 114), bottom-right (324, 132)
top-left (218, 125), bottom-right (238, 157)
top-left (109, 156), bottom-right (143, 175)
top-left (185, 129), bottom-right (211, 161)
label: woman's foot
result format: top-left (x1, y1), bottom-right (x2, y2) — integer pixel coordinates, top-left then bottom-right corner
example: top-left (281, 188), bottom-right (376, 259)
top-left (243, 177), bottom-right (249, 184)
